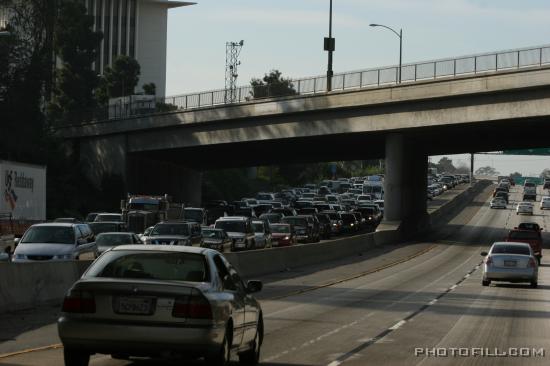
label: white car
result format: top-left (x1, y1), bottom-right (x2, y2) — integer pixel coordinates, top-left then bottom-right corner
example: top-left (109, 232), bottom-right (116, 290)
top-left (540, 196), bottom-right (550, 210)
top-left (252, 220), bottom-right (272, 249)
top-left (481, 242), bottom-right (538, 287)
top-left (516, 202), bottom-right (534, 215)
top-left (490, 197), bottom-right (507, 209)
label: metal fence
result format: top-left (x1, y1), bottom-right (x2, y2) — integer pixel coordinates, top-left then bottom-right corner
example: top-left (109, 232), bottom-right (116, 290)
top-left (67, 45), bottom-right (550, 127)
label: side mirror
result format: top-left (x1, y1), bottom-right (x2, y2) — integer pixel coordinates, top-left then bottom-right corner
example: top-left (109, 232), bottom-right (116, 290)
top-left (246, 280), bottom-right (263, 294)
top-left (14, 238), bottom-right (20, 246)
top-left (480, 251), bottom-right (488, 256)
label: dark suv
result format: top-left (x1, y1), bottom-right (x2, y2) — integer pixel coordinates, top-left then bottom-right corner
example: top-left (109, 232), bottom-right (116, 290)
top-left (282, 215), bottom-right (320, 243)
top-left (147, 221), bottom-right (203, 246)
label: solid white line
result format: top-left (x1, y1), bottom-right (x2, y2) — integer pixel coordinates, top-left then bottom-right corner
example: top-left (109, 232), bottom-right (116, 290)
top-left (428, 299), bottom-right (438, 305)
top-left (389, 320), bottom-right (406, 330)
top-left (450, 284), bottom-right (458, 290)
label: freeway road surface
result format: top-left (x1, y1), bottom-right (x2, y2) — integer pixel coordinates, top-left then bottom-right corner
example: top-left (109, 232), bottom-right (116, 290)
top-left (2, 182), bottom-right (550, 365)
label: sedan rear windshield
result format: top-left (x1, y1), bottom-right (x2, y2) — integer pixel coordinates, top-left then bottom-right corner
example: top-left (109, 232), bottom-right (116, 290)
top-left (152, 224), bottom-right (189, 236)
top-left (96, 234), bottom-right (134, 246)
top-left (21, 226), bottom-right (75, 244)
top-left (86, 251), bottom-right (209, 282)
top-left (215, 221), bottom-right (246, 233)
top-left (270, 225), bottom-right (291, 234)
top-left (283, 217), bottom-right (308, 227)
top-left (509, 231), bottom-right (540, 240)
top-left (492, 245), bottom-right (531, 255)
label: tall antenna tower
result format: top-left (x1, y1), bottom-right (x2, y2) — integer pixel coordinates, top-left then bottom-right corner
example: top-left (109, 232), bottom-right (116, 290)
top-left (225, 40), bottom-right (244, 103)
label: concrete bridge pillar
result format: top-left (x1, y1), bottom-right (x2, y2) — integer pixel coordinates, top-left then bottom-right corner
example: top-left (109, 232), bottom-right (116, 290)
top-left (382, 133), bottom-right (429, 236)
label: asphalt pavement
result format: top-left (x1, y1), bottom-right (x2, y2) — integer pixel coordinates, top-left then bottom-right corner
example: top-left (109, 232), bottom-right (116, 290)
top-left (4, 182), bottom-right (546, 365)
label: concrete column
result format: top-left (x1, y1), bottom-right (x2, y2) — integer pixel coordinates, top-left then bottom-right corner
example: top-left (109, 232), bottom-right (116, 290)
top-left (383, 133), bottom-right (404, 223)
top-left (382, 133), bottom-right (429, 236)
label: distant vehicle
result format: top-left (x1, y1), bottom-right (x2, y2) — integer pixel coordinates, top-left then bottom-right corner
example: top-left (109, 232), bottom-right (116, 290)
top-left (121, 194), bottom-right (184, 235)
top-left (270, 223), bottom-right (296, 247)
top-left (340, 213), bottom-right (359, 233)
top-left (183, 207), bottom-right (208, 226)
top-left (58, 246), bottom-right (264, 366)
top-left (84, 212), bottom-right (101, 223)
top-left (94, 213), bottom-right (123, 222)
top-left (88, 222), bottom-right (127, 235)
top-left (252, 220), bottom-right (271, 249)
top-left (281, 215), bottom-right (319, 243)
top-left (95, 232), bottom-right (142, 254)
top-left (494, 191), bottom-right (509, 204)
top-left (481, 242), bottom-right (538, 287)
top-left (12, 223), bottom-right (97, 262)
top-left (517, 222), bottom-right (542, 232)
top-left (544, 179), bottom-right (550, 190)
top-left (271, 208), bottom-right (297, 217)
top-left (506, 229), bottom-right (542, 264)
top-left (147, 221), bottom-right (203, 247)
top-left (259, 213), bottom-right (283, 224)
top-left (201, 227), bottom-right (231, 252)
top-left (316, 213), bottom-right (332, 239)
top-left (523, 186), bottom-right (537, 202)
top-left (541, 196), bottom-right (550, 210)
top-left (516, 202), bottom-right (534, 215)
top-left (322, 210), bottom-right (343, 235)
top-left (489, 197), bottom-right (507, 209)
top-left (214, 216), bottom-right (256, 251)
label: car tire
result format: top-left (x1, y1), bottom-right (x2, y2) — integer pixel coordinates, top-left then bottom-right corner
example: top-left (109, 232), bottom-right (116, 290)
top-left (63, 349), bottom-right (90, 366)
top-left (207, 328), bottom-right (231, 366)
top-left (531, 281), bottom-right (538, 288)
top-left (482, 279), bottom-right (490, 286)
top-left (239, 316), bottom-right (263, 365)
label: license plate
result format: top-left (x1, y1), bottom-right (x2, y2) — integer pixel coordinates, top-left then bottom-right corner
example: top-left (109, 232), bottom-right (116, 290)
top-left (504, 260), bottom-right (517, 267)
top-left (115, 297), bottom-right (154, 315)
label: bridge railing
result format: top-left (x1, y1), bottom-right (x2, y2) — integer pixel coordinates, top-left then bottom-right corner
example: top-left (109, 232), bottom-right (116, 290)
top-left (62, 45), bottom-right (550, 127)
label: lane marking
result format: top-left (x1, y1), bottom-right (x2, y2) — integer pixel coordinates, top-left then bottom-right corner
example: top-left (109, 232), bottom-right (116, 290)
top-left (0, 343), bottom-right (62, 359)
top-left (323, 261), bottom-right (483, 366)
top-left (389, 320), bottom-right (406, 330)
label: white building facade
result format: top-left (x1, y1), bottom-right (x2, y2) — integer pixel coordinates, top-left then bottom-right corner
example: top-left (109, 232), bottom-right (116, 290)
top-left (84, 0), bottom-right (193, 97)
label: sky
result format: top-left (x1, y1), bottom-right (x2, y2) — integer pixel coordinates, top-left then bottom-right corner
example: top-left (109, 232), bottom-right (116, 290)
top-left (164, 0), bottom-right (550, 176)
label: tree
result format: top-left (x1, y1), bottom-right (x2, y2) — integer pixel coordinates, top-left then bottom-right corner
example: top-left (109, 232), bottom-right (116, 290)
top-left (250, 69), bottom-right (297, 99)
top-left (100, 55), bottom-right (141, 99)
top-left (510, 172), bottom-right (522, 179)
top-left (48, 0), bottom-right (102, 126)
top-left (475, 166), bottom-right (500, 176)
top-left (540, 169), bottom-right (550, 179)
top-left (142, 82), bottom-right (156, 96)
top-left (435, 157), bottom-right (456, 173)
top-left (455, 163), bottom-right (470, 174)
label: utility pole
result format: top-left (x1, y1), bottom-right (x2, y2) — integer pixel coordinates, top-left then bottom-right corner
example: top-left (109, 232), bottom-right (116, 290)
top-left (324, 0), bottom-right (335, 92)
top-left (225, 40), bottom-right (244, 103)
top-left (470, 153), bottom-right (475, 185)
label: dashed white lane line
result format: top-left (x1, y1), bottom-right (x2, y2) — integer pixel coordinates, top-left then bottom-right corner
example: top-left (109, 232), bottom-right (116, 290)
top-left (389, 320), bottom-right (406, 330)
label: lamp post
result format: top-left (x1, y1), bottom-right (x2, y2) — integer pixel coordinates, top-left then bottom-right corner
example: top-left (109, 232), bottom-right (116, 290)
top-left (370, 23), bottom-right (402, 83)
top-left (324, 0), bottom-right (335, 91)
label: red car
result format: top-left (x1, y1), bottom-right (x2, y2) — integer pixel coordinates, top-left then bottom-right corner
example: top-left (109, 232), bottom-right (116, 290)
top-left (506, 228), bottom-right (543, 264)
top-left (270, 223), bottom-right (296, 247)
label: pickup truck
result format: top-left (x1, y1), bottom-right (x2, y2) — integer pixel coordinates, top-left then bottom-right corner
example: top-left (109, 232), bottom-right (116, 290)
top-left (506, 228), bottom-right (543, 264)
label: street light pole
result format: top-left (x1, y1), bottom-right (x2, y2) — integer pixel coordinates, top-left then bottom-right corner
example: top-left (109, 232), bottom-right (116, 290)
top-left (370, 23), bottom-right (402, 83)
top-left (325, 0), bottom-right (335, 92)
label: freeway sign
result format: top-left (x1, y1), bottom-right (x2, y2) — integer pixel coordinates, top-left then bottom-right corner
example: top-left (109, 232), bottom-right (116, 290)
top-left (503, 148), bottom-right (550, 155)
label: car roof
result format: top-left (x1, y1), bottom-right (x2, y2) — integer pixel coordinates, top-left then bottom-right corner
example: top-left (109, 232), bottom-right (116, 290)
top-left (97, 232), bottom-right (133, 236)
top-left (32, 223), bottom-right (79, 228)
top-left (493, 241), bottom-right (531, 247)
top-left (110, 245), bottom-right (209, 254)
top-left (217, 216), bottom-right (249, 221)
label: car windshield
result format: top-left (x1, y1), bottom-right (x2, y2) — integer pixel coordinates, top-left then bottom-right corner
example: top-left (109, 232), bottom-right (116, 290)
top-left (509, 231), bottom-right (539, 240)
top-left (492, 245), bottom-right (531, 255)
top-left (271, 225), bottom-right (291, 234)
top-left (202, 230), bottom-right (223, 239)
top-left (129, 203), bottom-right (159, 211)
top-left (21, 226), bottom-right (75, 244)
top-left (96, 234), bottom-right (133, 246)
top-left (151, 224), bottom-right (189, 236)
top-left (253, 223), bottom-right (265, 233)
top-left (86, 251), bottom-right (209, 282)
top-left (184, 209), bottom-right (203, 221)
top-left (283, 217), bottom-right (308, 227)
top-left (324, 212), bottom-right (340, 220)
top-left (89, 223), bottom-right (121, 235)
top-left (215, 221), bottom-right (246, 233)
top-left (95, 214), bottom-right (122, 222)
top-left (518, 223), bottom-right (539, 231)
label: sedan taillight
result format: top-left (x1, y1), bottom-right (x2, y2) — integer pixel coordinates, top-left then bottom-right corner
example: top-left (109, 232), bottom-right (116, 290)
top-left (485, 256), bottom-right (493, 266)
top-left (172, 290), bottom-right (212, 319)
top-left (528, 257), bottom-right (537, 268)
top-left (62, 290), bottom-right (96, 313)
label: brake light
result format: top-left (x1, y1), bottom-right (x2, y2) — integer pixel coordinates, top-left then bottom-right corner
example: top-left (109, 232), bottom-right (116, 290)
top-left (485, 256), bottom-right (493, 266)
top-left (528, 258), bottom-right (537, 268)
top-left (62, 290), bottom-right (96, 313)
top-left (172, 290), bottom-right (212, 319)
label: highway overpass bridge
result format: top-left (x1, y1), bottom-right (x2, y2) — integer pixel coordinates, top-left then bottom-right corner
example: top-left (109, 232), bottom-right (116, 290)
top-left (57, 46), bottom-right (550, 235)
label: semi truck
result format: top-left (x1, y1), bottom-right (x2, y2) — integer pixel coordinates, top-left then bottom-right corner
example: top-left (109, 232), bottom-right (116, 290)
top-left (120, 194), bottom-right (185, 234)
top-left (0, 160), bottom-right (47, 254)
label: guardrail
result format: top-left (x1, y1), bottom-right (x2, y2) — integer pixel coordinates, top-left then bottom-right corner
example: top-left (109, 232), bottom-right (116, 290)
top-left (60, 45), bottom-right (550, 127)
